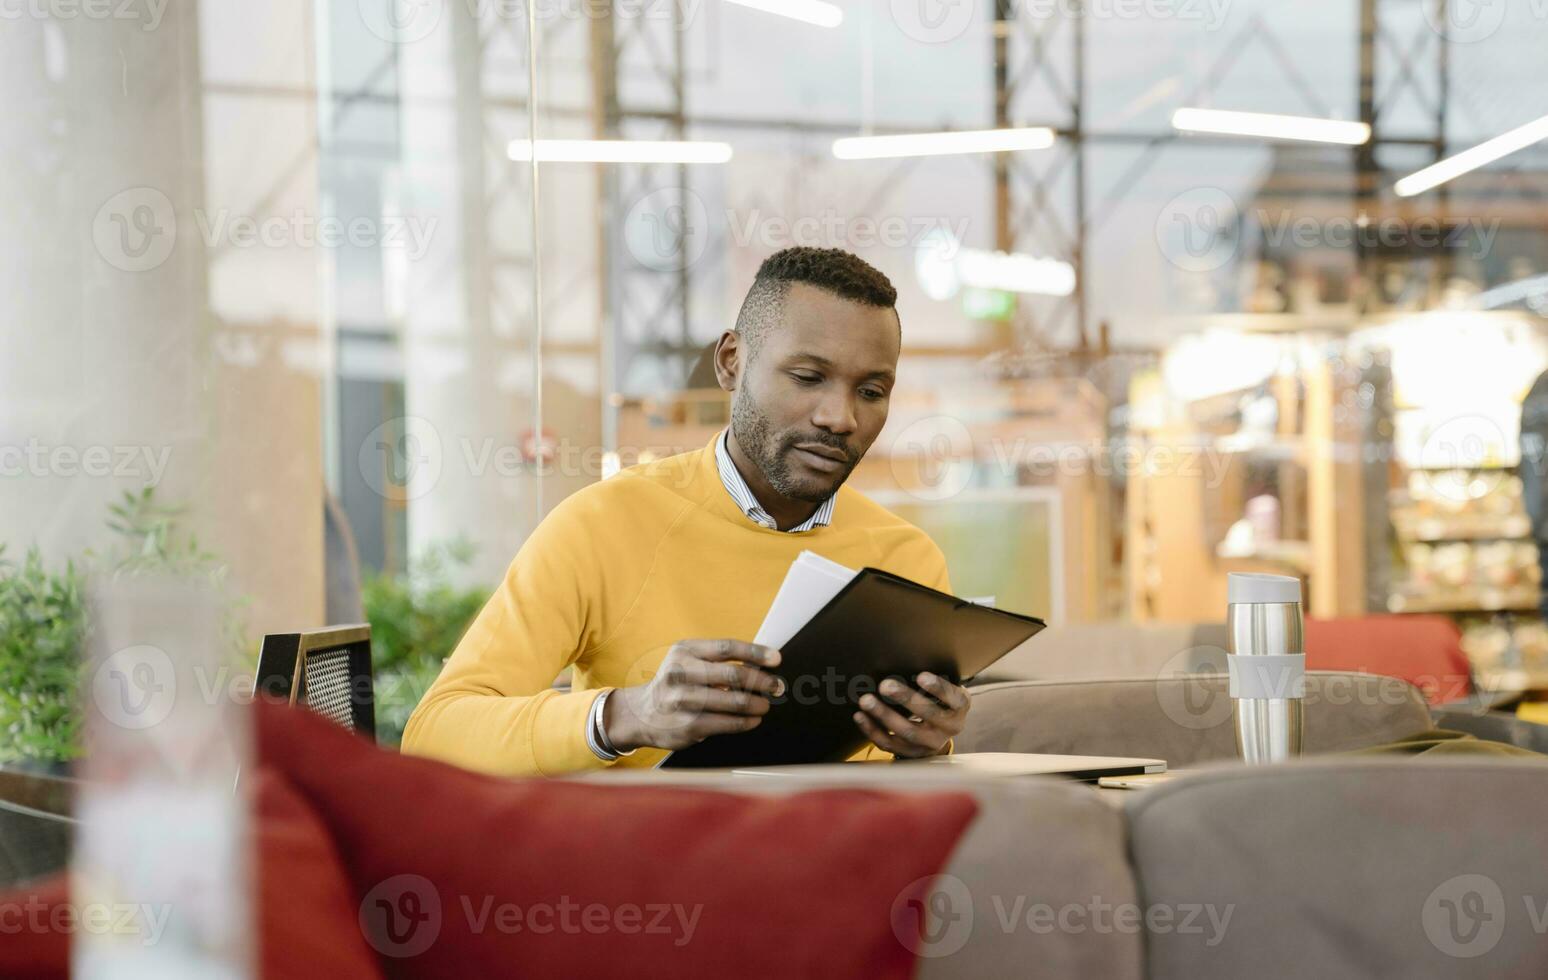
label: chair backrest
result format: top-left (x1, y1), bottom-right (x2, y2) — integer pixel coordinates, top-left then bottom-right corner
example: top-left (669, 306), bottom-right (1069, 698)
top-left (957, 671), bottom-right (1434, 767)
top-left (0, 768), bottom-right (75, 888)
top-left (255, 624), bottom-right (375, 738)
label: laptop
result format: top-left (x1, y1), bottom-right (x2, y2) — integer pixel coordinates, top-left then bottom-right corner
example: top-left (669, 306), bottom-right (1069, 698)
top-left (732, 752), bottom-right (1167, 782)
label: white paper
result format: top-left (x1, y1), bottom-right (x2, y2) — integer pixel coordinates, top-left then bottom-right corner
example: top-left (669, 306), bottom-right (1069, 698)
top-left (752, 550), bottom-right (859, 650)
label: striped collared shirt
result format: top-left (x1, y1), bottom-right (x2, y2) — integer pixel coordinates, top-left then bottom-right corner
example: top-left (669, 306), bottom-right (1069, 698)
top-left (714, 429), bottom-right (835, 533)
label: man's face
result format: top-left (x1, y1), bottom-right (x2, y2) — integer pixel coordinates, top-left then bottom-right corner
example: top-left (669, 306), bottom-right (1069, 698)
top-left (727, 283), bottom-right (901, 502)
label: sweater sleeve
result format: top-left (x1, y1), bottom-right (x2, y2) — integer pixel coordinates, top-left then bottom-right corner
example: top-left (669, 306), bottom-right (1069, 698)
top-left (400, 493), bottom-right (620, 777)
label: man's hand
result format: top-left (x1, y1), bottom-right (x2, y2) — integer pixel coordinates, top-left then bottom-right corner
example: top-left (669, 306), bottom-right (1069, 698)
top-left (604, 639), bottom-right (785, 752)
top-left (852, 672), bottom-right (970, 759)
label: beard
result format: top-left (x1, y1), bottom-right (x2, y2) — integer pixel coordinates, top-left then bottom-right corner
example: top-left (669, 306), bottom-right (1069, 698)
top-left (731, 386), bottom-right (861, 502)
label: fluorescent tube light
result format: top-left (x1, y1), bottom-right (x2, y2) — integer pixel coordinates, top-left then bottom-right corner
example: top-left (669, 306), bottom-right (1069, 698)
top-left (507, 139), bottom-right (733, 164)
top-left (914, 228), bottom-right (1075, 299)
top-left (723, 0), bottom-right (842, 28)
top-left (832, 128), bottom-right (1056, 160)
top-left (957, 250), bottom-right (1076, 297)
top-left (1395, 112), bottom-right (1548, 197)
top-left (1171, 108), bottom-right (1371, 146)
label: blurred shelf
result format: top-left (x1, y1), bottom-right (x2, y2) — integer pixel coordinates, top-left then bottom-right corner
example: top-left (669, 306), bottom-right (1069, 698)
top-left (1154, 312), bottom-right (1357, 335)
top-left (1476, 668), bottom-right (1548, 696)
top-left (1392, 513), bottom-right (1531, 542)
top-left (1400, 461), bottom-right (1518, 472)
top-left (1387, 584), bottom-right (1540, 615)
top-left (1217, 540), bottom-right (1313, 571)
top-left (1213, 434), bottom-right (1307, 462)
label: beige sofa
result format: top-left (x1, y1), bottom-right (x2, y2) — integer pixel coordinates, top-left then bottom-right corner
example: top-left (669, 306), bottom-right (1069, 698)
top-left (619, 753), bottom-right (1548, 980)
top-left (602, 669), bottom-right (1548, 978)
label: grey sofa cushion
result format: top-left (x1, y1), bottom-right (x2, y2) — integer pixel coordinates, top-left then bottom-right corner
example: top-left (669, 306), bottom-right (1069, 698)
top-left (957, 672), bottom-right (1434, 766)
top-left (1431, 707), bottom-right (1548, 755)
top-left (1126, 759), bottom-right (1548, 979)
top-left (586, 767), bottom-right (1144, 980)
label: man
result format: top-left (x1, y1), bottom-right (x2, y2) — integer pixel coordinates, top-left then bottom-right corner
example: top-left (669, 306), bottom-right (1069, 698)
top-left (403, 247), bottom-right (971, 776)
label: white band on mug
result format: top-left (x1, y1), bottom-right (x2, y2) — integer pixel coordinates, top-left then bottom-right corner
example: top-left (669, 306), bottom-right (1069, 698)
top-left (1227, 653), bottom-right (1306, 700)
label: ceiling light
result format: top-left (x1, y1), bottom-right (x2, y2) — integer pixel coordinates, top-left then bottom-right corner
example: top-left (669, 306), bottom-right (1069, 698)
top-left (1171, 108), bottom-right (1371, 145)
top-left (1396, 112), bottom-right (1548, 197)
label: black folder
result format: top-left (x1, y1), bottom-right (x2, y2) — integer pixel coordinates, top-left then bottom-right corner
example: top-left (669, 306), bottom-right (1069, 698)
top-left (659, 568), bottom-right (1045, 768)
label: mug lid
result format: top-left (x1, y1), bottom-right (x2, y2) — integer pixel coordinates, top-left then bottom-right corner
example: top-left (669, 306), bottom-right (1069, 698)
top-left (1227, 572), bottom-right (1301, 604)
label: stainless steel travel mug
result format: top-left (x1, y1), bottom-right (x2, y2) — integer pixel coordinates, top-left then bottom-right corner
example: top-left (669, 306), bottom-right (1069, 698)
top-left (1227, 572), bottom-right (1306, 764)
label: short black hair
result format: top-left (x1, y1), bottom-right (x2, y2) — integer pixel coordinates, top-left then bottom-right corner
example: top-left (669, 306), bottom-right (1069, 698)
top-left (733, 247), bottom-right (898, 359)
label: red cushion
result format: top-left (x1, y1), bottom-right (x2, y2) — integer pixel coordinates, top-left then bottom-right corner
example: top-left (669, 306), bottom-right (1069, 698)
top-left (251, 768), bottom-right (386, 979)
top-left (0, 769), bottom-right (383, 980)
top-left (1305, 615), bottom-right (1472, 703)
top-left (0, 874), bottom-right (67, 980)
top-left (256, 699), bottom-right (979, 979)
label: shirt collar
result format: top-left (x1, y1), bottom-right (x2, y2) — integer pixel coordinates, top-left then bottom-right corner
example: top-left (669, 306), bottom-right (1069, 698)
top-left (714, 429), bottom-right (835, 533)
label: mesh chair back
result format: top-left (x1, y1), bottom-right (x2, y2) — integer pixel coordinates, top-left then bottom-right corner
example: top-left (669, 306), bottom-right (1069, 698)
top-left (255, 624), bottom-right (375, 738)
top-left (302, 647), bottom-right (356, 729)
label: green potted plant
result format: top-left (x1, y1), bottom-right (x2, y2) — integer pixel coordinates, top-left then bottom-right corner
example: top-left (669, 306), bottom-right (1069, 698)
top-left (0, 488), bottom-right (249, 771)
top-left (363, 538), bottom-right (487, 746)
top-left (0, 546), bottom-right (87, 772)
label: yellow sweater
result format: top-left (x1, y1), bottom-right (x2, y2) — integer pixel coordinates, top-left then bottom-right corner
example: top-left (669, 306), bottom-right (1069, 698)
top-left (401, 434), bottom-right (953, 776)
